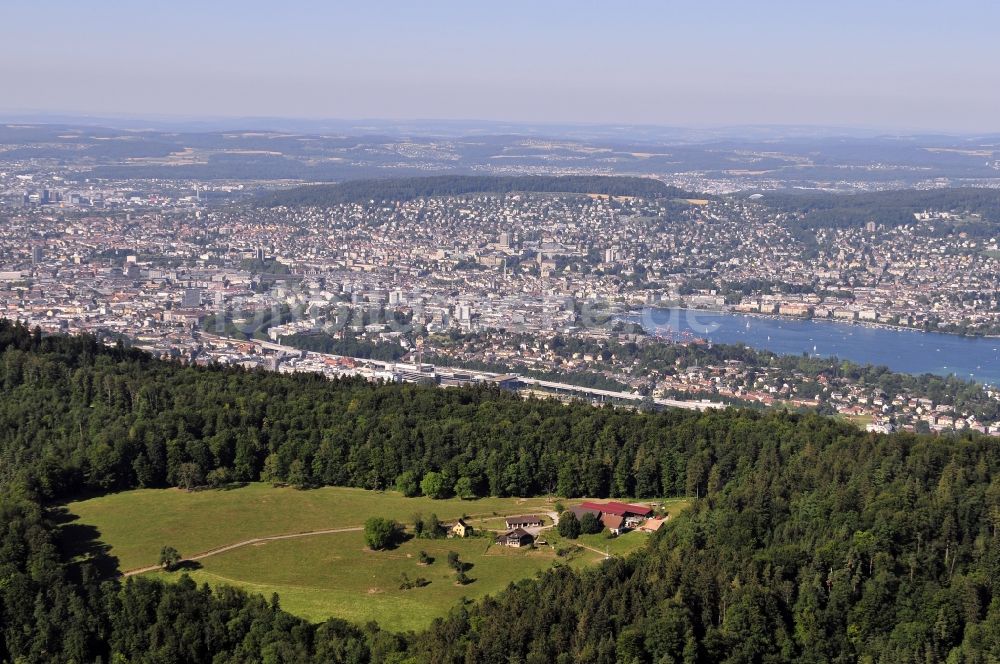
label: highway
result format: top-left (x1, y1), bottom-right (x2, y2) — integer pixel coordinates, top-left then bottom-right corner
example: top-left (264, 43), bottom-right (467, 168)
top-left (199, 334), bottom-right (727, 412)
top-left (517, 377), bottom-right (725, 411)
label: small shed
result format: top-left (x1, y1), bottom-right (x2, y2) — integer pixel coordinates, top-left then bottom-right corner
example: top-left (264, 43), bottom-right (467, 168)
top-left (638, 517), bottom-right (666, 533)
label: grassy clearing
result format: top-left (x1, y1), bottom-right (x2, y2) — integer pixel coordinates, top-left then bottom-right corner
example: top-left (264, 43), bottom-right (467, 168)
top-left (67, 483), bottom-right (558, 571)
top-left (150, 531), bottom-right (560, 632)
top-left (841, 413), bottom-right (874, 430)
top-left (68, 486), bottom-right (691, 631)
top-left (549, 528), bottom-right (650, 558)
top-left (651, 497), bottom-right (692, 519)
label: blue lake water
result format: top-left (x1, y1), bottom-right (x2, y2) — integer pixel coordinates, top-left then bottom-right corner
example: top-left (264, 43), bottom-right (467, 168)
top-left (634, 308), bottom-right (1000, 386)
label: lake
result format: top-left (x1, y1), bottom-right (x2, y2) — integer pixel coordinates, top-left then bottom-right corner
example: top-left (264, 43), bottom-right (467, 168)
top-left (633, 308), bottom-right (1000, 386)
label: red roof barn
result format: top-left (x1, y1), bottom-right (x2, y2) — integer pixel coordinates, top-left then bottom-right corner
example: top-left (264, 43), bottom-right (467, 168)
top-left (578, 501), bottom-right (653, 518)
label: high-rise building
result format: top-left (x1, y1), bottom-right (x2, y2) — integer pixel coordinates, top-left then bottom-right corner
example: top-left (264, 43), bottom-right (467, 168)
top-left (183, 288), bottom-right (202, 308)
top-left (31, 246), bottom-right (43, 265)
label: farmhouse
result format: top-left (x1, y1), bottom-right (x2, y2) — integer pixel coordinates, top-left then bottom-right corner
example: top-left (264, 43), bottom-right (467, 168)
top-left (450, 518), bottom-right (473, 538)
top-left (505, 514), bottom-right (544, 529)
top-left (495, 527), bottom-right (535, 548)
top-left (601, 514), bottom-right (626, 536)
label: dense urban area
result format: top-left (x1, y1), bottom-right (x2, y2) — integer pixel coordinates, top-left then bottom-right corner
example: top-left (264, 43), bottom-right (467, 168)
top-left (2, 128), bottom-right (1000, 438)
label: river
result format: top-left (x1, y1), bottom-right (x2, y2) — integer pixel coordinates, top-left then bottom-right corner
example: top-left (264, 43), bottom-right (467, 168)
top-left (633, 308), bottom-right (1000, 386)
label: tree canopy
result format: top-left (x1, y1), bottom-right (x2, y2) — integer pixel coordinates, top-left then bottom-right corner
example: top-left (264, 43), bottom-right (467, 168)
top-left (158, 546), bottom-right (181, 570)
top-left (363, 517), bottom-right (400, 550)
top-left (0, 320), bottom-right (996, 662)
top-left (759, 186), bottom-right (1000, 233)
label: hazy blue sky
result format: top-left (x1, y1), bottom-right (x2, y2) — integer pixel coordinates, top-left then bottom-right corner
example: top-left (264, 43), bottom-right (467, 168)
top-left (2, 0), bottom-right (999, 131)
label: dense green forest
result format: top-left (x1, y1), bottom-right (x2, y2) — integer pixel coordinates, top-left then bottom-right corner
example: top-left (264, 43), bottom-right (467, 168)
top-left (258, 175), bottom-right (695, 207)
top-left (0, 320), bottom-right (998, 662)
top-left (758, 187), bottom-right (1000, 233)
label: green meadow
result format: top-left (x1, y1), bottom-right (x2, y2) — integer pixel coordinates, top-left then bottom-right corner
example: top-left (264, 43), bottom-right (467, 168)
top-left (150, 531), bottom-right (564, 632)
top-left (67, 483), bottom-right (559, 571)
top-left (66, 484), bottom-right (686, 631)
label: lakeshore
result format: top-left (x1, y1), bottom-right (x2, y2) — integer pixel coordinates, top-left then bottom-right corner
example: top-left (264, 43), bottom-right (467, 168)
top-left (633, 307), bottom-right (1000, 386)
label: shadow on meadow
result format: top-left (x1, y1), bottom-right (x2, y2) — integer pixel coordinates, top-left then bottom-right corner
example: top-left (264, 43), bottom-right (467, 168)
top-left (50, 506), bottom-right (121, 580)
top-left (171, 559), bottom-right (204, 572)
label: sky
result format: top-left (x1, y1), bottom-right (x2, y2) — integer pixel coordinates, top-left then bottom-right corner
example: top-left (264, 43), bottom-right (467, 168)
top-left (2, 0), bottom-right (999, 133)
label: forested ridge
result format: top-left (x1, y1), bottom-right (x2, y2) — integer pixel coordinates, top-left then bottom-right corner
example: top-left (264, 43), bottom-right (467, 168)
top-left (0, 320), bottom-right (998, 663)
top-left (258, 175), bottom-right (694, 207)
top-left (759, 187), bottom-right (1000, 232)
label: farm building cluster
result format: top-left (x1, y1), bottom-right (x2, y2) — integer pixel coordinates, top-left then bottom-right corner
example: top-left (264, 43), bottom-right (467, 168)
top-left (490, 502), bottom-right (665, 548)
top-left (570, 501), bottom-right (662, 536)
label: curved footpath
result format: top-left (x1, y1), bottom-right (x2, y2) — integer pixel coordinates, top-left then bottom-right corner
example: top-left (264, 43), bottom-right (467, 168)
top-left (122, 509), bottom-right (565, 577)
top-left (121, 526), bottom-right (363, 577)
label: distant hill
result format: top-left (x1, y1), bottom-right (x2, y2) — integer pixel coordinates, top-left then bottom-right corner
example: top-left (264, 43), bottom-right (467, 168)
top-left (258, 175), bottom-right (699, 206)
top-left (756, 187), bottom-right (1000, 233)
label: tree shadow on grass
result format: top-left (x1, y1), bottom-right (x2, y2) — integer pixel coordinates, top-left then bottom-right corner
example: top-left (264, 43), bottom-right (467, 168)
top-left (49, 506), bottom-right (120, 581)
top-left (171, 560), bottom-right (203, 572)
top-left (456, 561), bottom-right (475, 573)
top-left (379, 529), bottom-right (414, 551)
